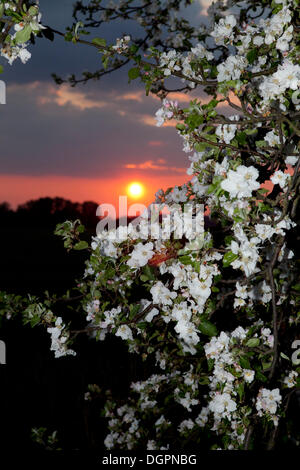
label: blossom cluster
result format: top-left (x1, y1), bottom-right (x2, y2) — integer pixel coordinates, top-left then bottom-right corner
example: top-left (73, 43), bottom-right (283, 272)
top-left (47, 317), bottom-right (76, 359)
top-left (3, 0), bottom-right (299, 452)
top-left (0, 2), bottom-right (45, 66)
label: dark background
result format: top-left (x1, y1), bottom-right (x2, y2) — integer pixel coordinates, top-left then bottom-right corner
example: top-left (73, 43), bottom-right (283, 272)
top-left (0, 198), bottom-right (145, 451)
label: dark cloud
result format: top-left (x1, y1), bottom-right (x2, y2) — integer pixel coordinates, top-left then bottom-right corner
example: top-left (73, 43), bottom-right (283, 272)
top-left (1, 81), bottom-right (186, 177)
top-left (0, 1), bottom-right (212, 185)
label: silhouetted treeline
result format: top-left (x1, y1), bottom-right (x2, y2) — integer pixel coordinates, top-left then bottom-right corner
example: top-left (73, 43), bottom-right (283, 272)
top-left (0, 197), bottom-right (102, 295)
top-left (0, 197), bottom-right (100, 229)
top-left (0, 197), bottom-right (145, 295)
top-left (0, 197), bottom-right (149, 452)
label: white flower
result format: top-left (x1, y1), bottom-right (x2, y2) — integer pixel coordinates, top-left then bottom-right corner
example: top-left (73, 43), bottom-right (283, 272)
top-left (256, 388), bottom-right (282, 418)
top-left (112, 35), bottom-right (130, 53)
top-left (195, 407), bottom-right (209, 427)
top-left (115, 324), bottom-right (133, 341)
top-left (127, 242), bottom-right (154, 268)
top-left (216, 124), bottom-right (237, 144)
top-left (171, 185), bottom-right (188, 203)
top-left (176, 392), bottom-right (199, 411)
top-left (271, 170), bottom-right (291, 189)
top-left (261, 328), bottom-right (274, 348)
top-left (255, 224), bottom-right (276, 241)
top-left (264, 130), bottom-right (282, 147)
top-left (217, 55), bottom-right (247, 82)
top-left (209, 393), bottom-right (237, 415)
top-left (253, 36), bottom-right (264, 46)
top-left (47, 317), bottom-right (76, 358)
top-left (276, 25), bottom-right (293, 52)
top-left (155, 98), bottom-right (177, 126)
top-left (190, 43), bottom-right (213, 61)
top-left (211, 15), bottom-right (236, 45)
top-left (221, 165), bottom-right (260, 199)
top-left (285, 156), bottom-right (298, 166)
top-left (231, 326), bottom-right (247, 340)
top-left (259, 60), bottom-right (300, 109)
top-left (283, 371), bottom-right (298, 388)
top-left (235, 282), bottom-right (248, 300)
top-left (150, 281), bottom-right (177, 306)
top-left (145, 307), bottom-right (159, 323)
top-left (243, 369), bottom-right (255, 383)
top-left (249, 281), bottom-right (272, 304)
top-left (147, 440), bottom-right (157, 450)
top-left (178, 419), bottom-right (195, 433)
top-left (159, 50), bottom-right (181, 76)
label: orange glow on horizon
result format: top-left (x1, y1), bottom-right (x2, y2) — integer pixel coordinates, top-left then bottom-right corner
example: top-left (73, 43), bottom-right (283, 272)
top-left (0, 173), bottom-right (187, 218)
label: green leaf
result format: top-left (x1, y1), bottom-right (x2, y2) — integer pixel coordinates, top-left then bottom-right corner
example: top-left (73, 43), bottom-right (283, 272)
top-left (235, 131), bottom-right (247, 146)
top-left (280, 352), bottom-right (290, 361)
top-left (77, 224), bottom-right (85, 233)
top-left (198, 376), bottom-right (210, 385)
top-left (129, 304), bottom-right (140, 319)
top-left (246, 48), bottom-right (258, 64)
top-left (102, 56), bottom-right (109, 69)
top-left (128, 67), bottom-right (140, 80)
top-left (129, 44), bottom-right (139, 54)
top-left (255, 369), bottom-right (267, 382)
top-left (92, 37), bottom-right (106, 47)
top-left (256, 140), bottom-right (267, 148)
top-left (199, 320), bottom-right (217, 337)
top-left (185, 113), bottom-right (204, 130)
top-left (28, 6), bottom-right (39, 16)
top-left (257, 188), bottom-right (269, 195)
top-left (206, 98), bottom-right (218, 110)
top-left (239, 355), bottom-right (251, 369)
top-left (246, 338), bottom-right (260, 348)
top-left (74, 241), bottom-right (89, 250)
top-left (262, 361), bottom-right (272, 370)
top-left (222, 251), bottom-right (239, 267)
top-left (178, 255), bottom-right (192, 265)
top-left (15, 25), bottom-right (32, 44)
top-left (194, 142), bottom-right (210, 152)
top-left (64, 31), bottom-right (73, 42)
top-left (224, 235), bottom-right (234, 245)
top-left (30, 316), bottom-right (41, 328)
top-left (211, 286), bottom-right (219, 293)
top-left (237, 382), bottom-right (244, 401)
top-left (142, 265), bottom-right (156, 281)
top-left (244, 128), bottom-right (257, 136)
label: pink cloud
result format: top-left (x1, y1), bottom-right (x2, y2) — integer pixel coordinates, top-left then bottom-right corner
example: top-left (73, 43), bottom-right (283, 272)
top-left (124, 159), bottom-right (186, 173)
top-left (148, 140), bottom-right (164, 147)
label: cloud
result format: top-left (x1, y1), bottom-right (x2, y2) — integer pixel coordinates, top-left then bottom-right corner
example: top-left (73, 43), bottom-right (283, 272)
top-left (150, 91), bottom-right (192, 103)
top-left (124, 159), bottom-right (186, 173)
top-left (140, 114), bottom-right (177, 127)
top-left (2, 79), bottom-right (187, 179)
top-left (53, 85), bottom-right (108, 110)
top-left (116, 91), bottom-right (145, 103)
top-left (148, 141), bottom-right (164, 147)
top-left (197, 0), bottom-right (213, 16)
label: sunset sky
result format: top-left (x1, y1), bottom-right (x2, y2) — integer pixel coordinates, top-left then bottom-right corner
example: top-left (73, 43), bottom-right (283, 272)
top-left (0, 0), bottom-right (212, 216)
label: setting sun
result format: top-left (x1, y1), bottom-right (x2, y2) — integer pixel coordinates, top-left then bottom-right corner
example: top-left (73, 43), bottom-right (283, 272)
top-left (127, 182), bottom-right (144, 199)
